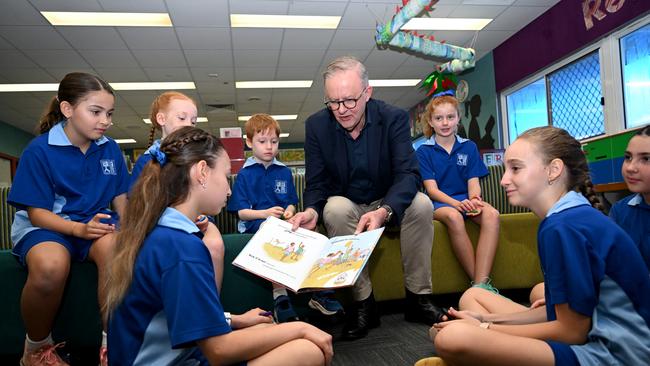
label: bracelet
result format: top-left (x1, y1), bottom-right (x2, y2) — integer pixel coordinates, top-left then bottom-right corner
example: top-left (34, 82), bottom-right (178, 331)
top-left (224, 312), bottom-right (231, 326)
top-left (479, 322), bottom-right (491, 329)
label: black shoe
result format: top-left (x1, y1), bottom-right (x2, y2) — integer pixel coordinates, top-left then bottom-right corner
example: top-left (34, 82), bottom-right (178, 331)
top-left (341, 293), bottom-right (380, 340)
top-left (404, 289), bottom-right (448, 325)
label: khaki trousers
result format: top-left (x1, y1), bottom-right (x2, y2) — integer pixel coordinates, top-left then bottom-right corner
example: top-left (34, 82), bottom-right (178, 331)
top-left (322, 192), bottom-right (434, 301)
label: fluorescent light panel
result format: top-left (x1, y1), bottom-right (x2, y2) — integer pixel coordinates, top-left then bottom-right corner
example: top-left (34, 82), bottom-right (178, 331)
top-left (41, 11), bottom-right (172, 27)
top-left (0, 84), bottom-right (58, 92)
top-left (231, 14), bottom-right (340, 29)
top-left (402, 18), bottom-right (492, 31)
top-left (115, 139), bottom-right (137, 144)
top-left (143, 117), bottom-right (208, 124)
top-left (238, 115), bottom-right (297, 122)
top-left (369, 79), bottom-right (421, 87)
top-left (235, 80), bottom-right (312, 89)
top-left (243, 133), bottom-right (290, 138)
top-left (0, 82), bottom-right (195, 93)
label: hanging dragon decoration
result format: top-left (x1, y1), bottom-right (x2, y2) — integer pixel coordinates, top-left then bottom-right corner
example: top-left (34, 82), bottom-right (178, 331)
top-left (375, 0), bottom-right (476, 97)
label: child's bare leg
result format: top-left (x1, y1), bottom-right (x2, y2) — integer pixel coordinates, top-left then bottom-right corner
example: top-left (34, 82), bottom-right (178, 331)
top-left (529, 282), bottom-right (545, 305)
top-left (469, 203), bottom-right (500, 283)
top-left (458, 287), bottom-right (528, 314)
top-left (435, 207), bottom-right (475, 280)
top-left (22, 242), bottom-right (71, 340)
top-left (249, 338), bottom-right (324, 366)
top-left (435, 322), bottom-right (554, 366)
top-left (88, 233), bottom-right (116, 329)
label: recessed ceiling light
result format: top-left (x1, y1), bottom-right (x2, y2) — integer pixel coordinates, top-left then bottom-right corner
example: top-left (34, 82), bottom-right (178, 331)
top-left (41, 11), bottom-right (172, 27)
top-left (231, 14), bottom-right (340, 29)
top-left (369, 79), bottom-right (421, 87)
top-left (143, 117), bottom-right (207, 124)
top-left (111, 82), bottom-right (195, 91)
top-left (238, 115), bottom-right (298, 122)
top-left (115, 139), bottom-right (137, 144)
top-left (235, 81), bottom-right (313, 89)
top-left (0, 83), bottom-right (58, 92)
top-left (402, 18), bottom-right (492, 31)
top-left (243, 133), bottom-right (290, 139)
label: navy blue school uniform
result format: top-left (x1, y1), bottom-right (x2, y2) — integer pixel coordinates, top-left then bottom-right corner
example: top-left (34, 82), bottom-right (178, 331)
top-left (227, 157), bottom-right (298, 233)
top-left (8, 121), bottom-right (129, 263)
top-left (539, 191), bottom-right (650, 365)
top-left (609, 193), bottom-right (650, 272)
top-left (415, 135), bottom-right (488, 209)
top-left (128, 139), bottom-right (158, 192)
top-left (108, 207), bottom-right (231, 365)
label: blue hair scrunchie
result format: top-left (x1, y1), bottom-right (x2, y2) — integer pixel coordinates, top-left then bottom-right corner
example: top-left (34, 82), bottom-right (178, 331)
top-left (149, 144), bottom-right (167, 167)
top-left (432, 89), bottom-right (456, 98)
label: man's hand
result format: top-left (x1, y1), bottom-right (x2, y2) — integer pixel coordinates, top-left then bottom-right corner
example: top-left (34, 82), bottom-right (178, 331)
top-left (354, 208), bottom-right (386, 234)
top-left (288, 208), bottom-right (318, 231)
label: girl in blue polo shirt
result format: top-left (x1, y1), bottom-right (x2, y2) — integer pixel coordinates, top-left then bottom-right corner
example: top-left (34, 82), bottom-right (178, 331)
top-left (420, 126), bottom-right (650, 366)
top-left (8, 72), bottom-right (129, 366)
top-left (106, 126), bottom-right (332, 365)
top-left (610, 125), bottom-right (650, 272)
top-left (129, 91), bottom-right (225, 295)
top-left (416, 94), bottom-right (500, 291)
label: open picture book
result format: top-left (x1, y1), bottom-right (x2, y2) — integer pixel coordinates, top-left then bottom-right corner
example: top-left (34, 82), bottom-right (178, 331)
top-left (232, 216), bottom-right (385, 293)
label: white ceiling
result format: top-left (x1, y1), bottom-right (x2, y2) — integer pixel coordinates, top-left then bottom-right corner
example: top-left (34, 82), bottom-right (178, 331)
top-left (0, 0), bottom-right (559, 147)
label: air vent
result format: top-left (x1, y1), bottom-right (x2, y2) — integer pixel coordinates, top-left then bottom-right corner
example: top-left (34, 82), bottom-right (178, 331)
top-left (206, 103), bottom-right (235, 110)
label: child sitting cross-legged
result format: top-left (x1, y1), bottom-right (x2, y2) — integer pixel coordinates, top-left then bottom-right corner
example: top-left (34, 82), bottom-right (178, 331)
top-left (227, 114), bottom-right (344, 323)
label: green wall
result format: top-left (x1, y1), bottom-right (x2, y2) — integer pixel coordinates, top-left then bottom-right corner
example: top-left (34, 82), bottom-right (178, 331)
top-left (0, 121), bottom-right (34, 158)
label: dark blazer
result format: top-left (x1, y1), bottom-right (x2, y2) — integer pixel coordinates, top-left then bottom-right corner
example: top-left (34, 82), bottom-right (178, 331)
top-left (303, 98), bottom-right (422, 224)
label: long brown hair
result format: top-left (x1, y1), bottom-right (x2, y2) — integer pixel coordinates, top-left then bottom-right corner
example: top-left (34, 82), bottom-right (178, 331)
top-left (421, 95), bottom-right (460, 138)
top-left (38, 72), bottom-right (113, 134)
top-left (147, 91), bottom-right (196, 146)
top-left (104, 126), bottom-right (225, 317)
top-left (519, 126), bottom-right (604, 212)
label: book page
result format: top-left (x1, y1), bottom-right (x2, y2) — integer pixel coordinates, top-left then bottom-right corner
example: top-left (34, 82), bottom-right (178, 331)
top-left (299, 227), bottom-right (384, 290)
top-left (232, 217), bottom-right (329, 292)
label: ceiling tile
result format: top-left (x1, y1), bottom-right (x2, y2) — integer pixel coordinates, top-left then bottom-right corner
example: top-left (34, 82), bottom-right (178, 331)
top-left (277, 50), bottom-right (326, 68)
top-left (0, 1), bottom-right (51, 26)
top-left (96, 0), bottom-right (167, 12)
top-left (276, 67), bottom-right (320, 80)
top-left (0, 26), bottom-right (71, 50)
top-left (0, 50), bottom-right (39, 68)
top-left (0, 68), bottom-right (56, 83)
top-left (233, 67), bottom-right (279, 80)
top-left (288, 1), bottom-right (345, 16)
top-left (78, 50), bottom-right (140, 68)
top-left (119, 27), bottom-right (181, 50)
top-left (176, 27), bottom-right (231, 50)
top-left (185, 50), bottom-right (233, 68)
top-left (232, 28), bottom-right (283, 50)
top-left (132, 49), bottom-right (187, 67)
top-left (233, 50), bottom-right (279, 68)
top-left (338, 2), bottom-right (394, 30)
top-left (485, 6), bottom-right (550, 31)
top-left (190, 67), bottom-right (235, 83)
top-left (228, 0), bottom-right (289, 14)
top-left (45, 68), bottom-right (97, 80)
top-left (329, 29), bottom-right (375, 50)
top-left (31, 0), bottom-right (103, 12)
top-left (166, 0), bottom-right (230, 27)
top-left (143, 67), bottom-right (192, 81)
top-left (95, 68), bottom-right (149, 82)
top-left (24, 50), bottom-right (90, 68)
top-left (57, 27), bottom-right (128, 50)
top-left (450, 5), bottom-right (507, 18)
top-left (282, 29), bottom-right (335, 50)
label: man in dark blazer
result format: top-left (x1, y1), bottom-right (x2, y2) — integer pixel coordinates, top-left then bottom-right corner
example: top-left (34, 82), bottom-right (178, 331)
top-left (290, 56), bottom-right (443, 340)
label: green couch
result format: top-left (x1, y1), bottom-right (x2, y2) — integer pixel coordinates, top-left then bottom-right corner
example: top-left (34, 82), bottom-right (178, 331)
top-left (0, 164), bottom-right (543, 355)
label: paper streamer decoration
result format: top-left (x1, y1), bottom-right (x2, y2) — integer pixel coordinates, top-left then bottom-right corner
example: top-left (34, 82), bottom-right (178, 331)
top-left (376, 0), bottom-right (477, 79)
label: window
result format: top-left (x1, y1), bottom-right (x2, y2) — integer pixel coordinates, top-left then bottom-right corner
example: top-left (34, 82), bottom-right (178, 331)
top-left (620, 22), bottom-right (650, 129)
top-left (548, 51), bottom-right (604, 140)
top-left (505, 78), bottom-right (548, 143)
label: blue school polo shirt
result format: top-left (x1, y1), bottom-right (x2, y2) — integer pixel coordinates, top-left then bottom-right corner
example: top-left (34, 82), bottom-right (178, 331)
top-left (8, 122), bottom-right (129, 245)
top-left (539, 191), bottom-right (650, 364)
top-left (128, 139), bottom-right (158, 193)
top-left (227, 157), bottom-right (298, 233)
top-left (415, 135), bottom-right (488, 200)
top-left (108, 207), bottom-right (230, 366)
top-left (609, 193), bottom-right (650, 272)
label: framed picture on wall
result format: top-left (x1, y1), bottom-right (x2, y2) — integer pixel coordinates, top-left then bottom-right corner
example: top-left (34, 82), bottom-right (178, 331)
top-left (0, 152), bottom-right (18, 187)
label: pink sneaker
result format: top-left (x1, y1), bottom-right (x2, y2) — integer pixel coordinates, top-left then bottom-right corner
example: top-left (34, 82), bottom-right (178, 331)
top-left (21, 342), bottom-right (69, 366)
top-left (99, 345), bottom-right (108, 366)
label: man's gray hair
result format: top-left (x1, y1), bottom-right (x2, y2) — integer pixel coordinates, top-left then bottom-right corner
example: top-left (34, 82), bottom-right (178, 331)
top-left (323, 56), bottom-right (369, 88)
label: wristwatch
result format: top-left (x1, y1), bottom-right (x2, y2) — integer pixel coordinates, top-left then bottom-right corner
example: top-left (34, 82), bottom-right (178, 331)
top-left (378, 204), bottom-right (393, 224)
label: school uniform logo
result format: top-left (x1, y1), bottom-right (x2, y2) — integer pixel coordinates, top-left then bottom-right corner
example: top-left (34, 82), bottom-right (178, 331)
top-left (456, 153), bottom-right (468, 166)
top-left (100, 159), bottom-right (117, 175)
top-left (274, 180), bottom-right (287, 194)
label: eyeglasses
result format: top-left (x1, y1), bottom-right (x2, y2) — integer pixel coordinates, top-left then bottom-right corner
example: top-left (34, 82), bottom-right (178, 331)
top-left (324, 88), bottom-right (367, 111)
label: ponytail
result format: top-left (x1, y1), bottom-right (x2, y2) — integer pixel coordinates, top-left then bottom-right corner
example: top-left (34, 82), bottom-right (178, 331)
top-left (148, 125), bottom-right (157, 147)
top-left (579, 176), bottom-right (605, 213)
top-left (38, 96), bottom-right (66, 134)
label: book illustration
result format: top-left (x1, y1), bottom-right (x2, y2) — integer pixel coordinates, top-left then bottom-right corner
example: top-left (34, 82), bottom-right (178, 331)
top-left (232, 216), bottom-right (384, 292)
top-left (262, 239), bottom-right (306, 263)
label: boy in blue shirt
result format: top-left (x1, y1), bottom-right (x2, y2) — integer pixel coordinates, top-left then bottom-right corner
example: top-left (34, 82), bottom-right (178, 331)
top-left (227, 114), bottom-right (343, 322)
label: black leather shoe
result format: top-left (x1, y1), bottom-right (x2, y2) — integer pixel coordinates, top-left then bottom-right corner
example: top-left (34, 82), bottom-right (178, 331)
top-left (341, 293), bottom-right (380, 340)
top-left (404, 289), bottom-right (447, 325)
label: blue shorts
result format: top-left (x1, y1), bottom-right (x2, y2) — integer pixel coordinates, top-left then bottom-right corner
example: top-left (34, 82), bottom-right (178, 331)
top-left (433, 193), bottom-right (469, 218)
top-left (547, 340), bottom-right (579, 366)
top-left (12, 228), bottom-right (94, 267)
